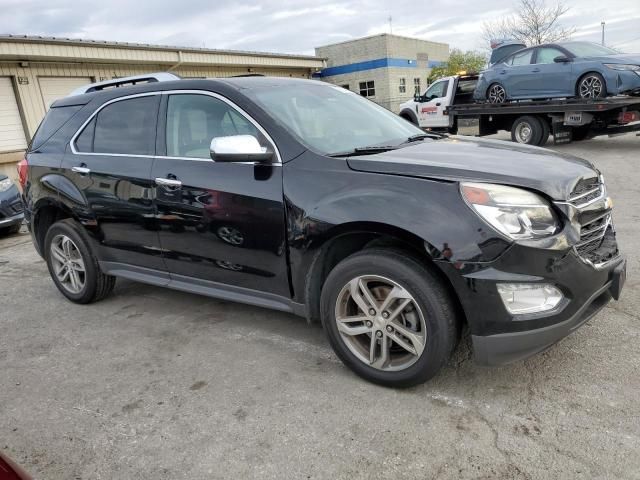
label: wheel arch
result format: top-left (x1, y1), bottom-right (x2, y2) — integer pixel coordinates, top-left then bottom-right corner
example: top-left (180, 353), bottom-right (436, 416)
top-left (32, 199), bottom-right (77, 256)
top-left (300, 221), bottom-right (465, 327)
top-left (399, 109), bottom-right (419, 125)
top-left (575, 70), bottom-right (607, 97)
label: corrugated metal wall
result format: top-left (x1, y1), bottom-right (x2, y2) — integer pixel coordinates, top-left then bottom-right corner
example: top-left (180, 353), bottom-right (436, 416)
top-left (0, 62), bottom-right (313, 142)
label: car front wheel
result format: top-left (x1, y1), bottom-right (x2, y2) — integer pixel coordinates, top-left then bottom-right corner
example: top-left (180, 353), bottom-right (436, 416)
top-left (577, 73), bottom-right (606, 99)
top-left (320, 249), bottom-right (459, 387)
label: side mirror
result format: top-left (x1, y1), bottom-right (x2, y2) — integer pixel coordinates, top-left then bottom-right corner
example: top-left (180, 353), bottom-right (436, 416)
top-left (210, 135), bottom-right (273, 163)
top-left (554, 55), bottom-right (571, 63)
top-left (414, 93), bottom-right (421, 102)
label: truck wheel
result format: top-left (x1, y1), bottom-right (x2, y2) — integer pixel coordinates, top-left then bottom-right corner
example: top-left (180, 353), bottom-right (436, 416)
top-left (511, 116), bottom-right (543, 145)
top-left (537, 118), bottom-right (550, 146)
top-left (487, 83), bottom-right (507, 103)
top-left (44, 219), bottom-right (116, 304)
top-left (320, 248), bottom-right (459, 387)
top-left (577, 73), bottom-right (606, 99)
top-left (399, 110), bottom-right (419, 126)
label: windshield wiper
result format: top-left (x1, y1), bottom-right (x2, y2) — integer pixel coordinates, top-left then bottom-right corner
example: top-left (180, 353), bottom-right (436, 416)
top-left (328, 145), bottom-right (399, 157)
top-left (405, 132), bottom-right (446, 143)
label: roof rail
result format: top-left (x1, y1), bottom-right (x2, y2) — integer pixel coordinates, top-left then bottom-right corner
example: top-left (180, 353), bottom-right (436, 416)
top-left (68, 72), bottom-right (181, 96)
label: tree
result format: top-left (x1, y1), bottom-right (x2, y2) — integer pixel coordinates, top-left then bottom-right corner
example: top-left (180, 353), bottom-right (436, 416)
top-left (428, 49), bottom-right (487, 83)
top-left (482, 0), bottom-right (576, 46)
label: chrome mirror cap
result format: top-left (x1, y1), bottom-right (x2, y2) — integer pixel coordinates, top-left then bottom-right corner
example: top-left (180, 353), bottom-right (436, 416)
top-left (209, 135), bottom-right (272, 163)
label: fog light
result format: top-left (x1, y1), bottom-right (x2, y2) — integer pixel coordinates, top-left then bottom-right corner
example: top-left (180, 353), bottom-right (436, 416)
top-left (497, 283), bottom-right (563, 315)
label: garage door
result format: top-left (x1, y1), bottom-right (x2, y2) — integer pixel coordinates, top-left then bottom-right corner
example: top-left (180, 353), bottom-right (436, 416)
top-left (39, 76), bottom-right (92, 110)
top-left (0, 77), bottom-right (27, 152)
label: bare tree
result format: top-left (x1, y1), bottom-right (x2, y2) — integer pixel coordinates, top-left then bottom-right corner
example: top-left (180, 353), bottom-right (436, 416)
top-left (482, 0), bottom-right (576, 46)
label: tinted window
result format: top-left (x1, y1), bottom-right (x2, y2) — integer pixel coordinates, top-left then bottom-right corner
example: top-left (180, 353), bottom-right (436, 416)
top-left (511, 49), bottom-right (534, 66)
top-left (79, 96), bottom-right (158, 155)
top-left (535, 47), bottom-right (565, 64)
top-left (30, 105), bottom-right (82, 150)
top-left (166, 94), bottom-right (262, 159)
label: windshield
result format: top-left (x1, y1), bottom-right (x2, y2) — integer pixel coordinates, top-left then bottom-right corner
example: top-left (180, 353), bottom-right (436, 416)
top-left (559, 42), bottom-right (618, 57)
top-left (247, 82), bottom-right (424, 156)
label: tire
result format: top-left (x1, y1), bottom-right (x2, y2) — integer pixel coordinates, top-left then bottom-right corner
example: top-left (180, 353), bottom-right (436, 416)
top-left (537, 118), bottom-right (550, 146)
top-left (320, 248), bottom-right (459, 387)
top-left (399, 110), bottom-right (418, 126)
top-left (511, 116), bottom-right (543, 145)
top-left (44, 219), bottom-right (115, 304)
top-left (577, 72), bottom-right (606, 99)
top-left (487, 83), bottom-right (507, 103)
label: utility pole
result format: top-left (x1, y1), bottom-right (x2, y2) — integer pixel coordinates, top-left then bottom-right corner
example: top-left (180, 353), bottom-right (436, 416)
top-left (388, 16), bottom-right (393, 34)
top-left (601, 21), bottom-right (606, 46)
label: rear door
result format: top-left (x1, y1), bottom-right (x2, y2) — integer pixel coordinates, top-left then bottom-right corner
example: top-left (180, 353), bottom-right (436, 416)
top-left (62, 94), bottom-right (166, 273)
top-left (151, 91), bottom-right (289, 296)
top-left (527, 47), bottom-right (573, 97)
top-left (501, 49), bottom-right (535, 98)
top-left (417, 79), bottom-right (450, 128)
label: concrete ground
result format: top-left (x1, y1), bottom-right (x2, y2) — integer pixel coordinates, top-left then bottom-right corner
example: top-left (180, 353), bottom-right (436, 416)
top-left (1, 134), bottom-right (639, 480)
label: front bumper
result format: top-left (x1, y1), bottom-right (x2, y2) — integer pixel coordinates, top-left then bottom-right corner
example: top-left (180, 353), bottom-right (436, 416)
top-left (472, 258), bottom-right (625, 365)
top-left (0, 212), bottom-right (24, 228)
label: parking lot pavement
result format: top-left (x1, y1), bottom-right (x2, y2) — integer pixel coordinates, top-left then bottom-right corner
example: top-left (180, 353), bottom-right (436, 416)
top-left (1, 135), bottom-right (639, 480)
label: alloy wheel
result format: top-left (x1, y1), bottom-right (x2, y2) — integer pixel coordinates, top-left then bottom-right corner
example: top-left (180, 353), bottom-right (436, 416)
top-left (50, 234), bottom-right (86, 294)
top-left (488, 84), bottom-right (506, 103)
top-left (334, 275), bottom-right (427, 371)
top-left (579, 76), bottom-right (603, 99)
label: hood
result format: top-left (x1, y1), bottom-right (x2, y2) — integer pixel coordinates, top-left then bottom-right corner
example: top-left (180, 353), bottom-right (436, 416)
top-left (578, 53), bottom-right (640, 63)
top-left (346, 136), bottom-right (597, 201)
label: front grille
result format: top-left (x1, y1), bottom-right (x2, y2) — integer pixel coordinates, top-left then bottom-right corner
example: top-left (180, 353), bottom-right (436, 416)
top-left (575, 225), bottom-right (619, 266)
top-left (568, 176), bottom-right (604, 207)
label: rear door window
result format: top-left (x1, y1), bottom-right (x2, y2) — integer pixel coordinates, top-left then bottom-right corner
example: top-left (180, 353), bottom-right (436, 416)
top-left (75, 95), bottom-right (159, 155)
top-left (511, 49), bottom-right (534, 66)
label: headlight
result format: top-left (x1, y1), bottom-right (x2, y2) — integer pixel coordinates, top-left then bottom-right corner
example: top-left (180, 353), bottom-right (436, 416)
top-left (604, 64), bottom-right (640, 71)
top-left (461, 182), bottom-right (559, 239)
top-left (0, 177), bottom-right (14, 192)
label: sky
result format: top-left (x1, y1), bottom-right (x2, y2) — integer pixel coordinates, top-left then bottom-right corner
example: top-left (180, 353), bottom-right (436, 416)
top-left (1, 0), bottom-right (639, 56)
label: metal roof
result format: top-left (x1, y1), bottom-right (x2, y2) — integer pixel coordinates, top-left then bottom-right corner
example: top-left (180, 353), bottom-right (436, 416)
top-left (0, 34), bottom-right (323, 61)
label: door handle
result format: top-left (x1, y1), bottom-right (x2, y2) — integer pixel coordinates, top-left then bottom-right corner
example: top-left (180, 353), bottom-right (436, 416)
top-left (532, 68), bottom-right (541, 73)
top-left (435, 102), bottom-right (442, 106)
top-left (499, 70), bottom-right (506, 74)
top-left (155, 177), bottom-right (182, 188)
top-left (71, 166), bottom-right (91, 175)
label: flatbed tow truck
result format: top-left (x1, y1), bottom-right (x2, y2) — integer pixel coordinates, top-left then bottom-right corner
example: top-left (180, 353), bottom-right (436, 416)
top-left (399, 74), bottom-right (640, 146)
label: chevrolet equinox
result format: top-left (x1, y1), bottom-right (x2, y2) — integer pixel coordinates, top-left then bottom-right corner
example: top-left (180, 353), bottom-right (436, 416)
top-left (21, 74), bottom-right (626, 387)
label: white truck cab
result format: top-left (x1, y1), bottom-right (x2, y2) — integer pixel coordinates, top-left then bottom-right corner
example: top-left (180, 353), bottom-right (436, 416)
top-left (399, 75), bottom-right (478, 130)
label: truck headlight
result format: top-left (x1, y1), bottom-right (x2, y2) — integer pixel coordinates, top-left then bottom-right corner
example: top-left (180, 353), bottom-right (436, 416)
top-left (461, 182), bottom-right (559, 240)
top-left (0, 177), bottom-right (14, 192)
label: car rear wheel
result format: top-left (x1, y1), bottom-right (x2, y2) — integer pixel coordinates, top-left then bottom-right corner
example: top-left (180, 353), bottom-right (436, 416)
top-left (44, 219), bottom-right (116, 304)
top-left (487, 83), bottom-right (507, 103)
top-left (320, 248), bottom-right (459, 387)
top-left (511, 116), bottom-right (544, 145)
top-left (577, 73), bottom-right (606, 99)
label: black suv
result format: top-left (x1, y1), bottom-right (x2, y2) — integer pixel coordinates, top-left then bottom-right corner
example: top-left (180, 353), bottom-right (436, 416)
top-left (22, 73), bottom-right (625, 387)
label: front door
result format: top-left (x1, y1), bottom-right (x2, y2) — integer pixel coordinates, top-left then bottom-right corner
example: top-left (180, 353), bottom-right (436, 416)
top-left (418, 79), bottom-right (450, 128)
top-left (151, 92), bottom-right (289, 297)
top-left (527, 47), bottom-right (573, 97)
top-left (62, 94), bottom-right (165, 272)
top-left (503, 48), bottom-right (535, 98)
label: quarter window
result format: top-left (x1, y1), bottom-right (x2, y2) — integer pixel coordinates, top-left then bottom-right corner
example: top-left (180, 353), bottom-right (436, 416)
top-left (359, 81), bottom-right (375, 97)
top-left (166, 94), bottom-right (263, 159)
top-left (75, 95), bottom-right (159, 155)
top-left (399, 78), bottom-right (406, 93)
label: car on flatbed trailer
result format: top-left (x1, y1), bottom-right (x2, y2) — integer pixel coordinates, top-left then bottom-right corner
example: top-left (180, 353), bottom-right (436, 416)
top-left (399, 74), bottom-right (640, 146)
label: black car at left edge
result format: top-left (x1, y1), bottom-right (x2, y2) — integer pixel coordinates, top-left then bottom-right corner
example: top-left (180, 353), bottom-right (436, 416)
top-left (0, 173), bottom-right (24, 236)
top-left (20, 73), bottom-right (625, 387)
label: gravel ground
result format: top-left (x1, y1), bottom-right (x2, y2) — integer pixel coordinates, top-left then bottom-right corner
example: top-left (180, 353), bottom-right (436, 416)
top-left (1, 133), bottom-right (639, 479)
